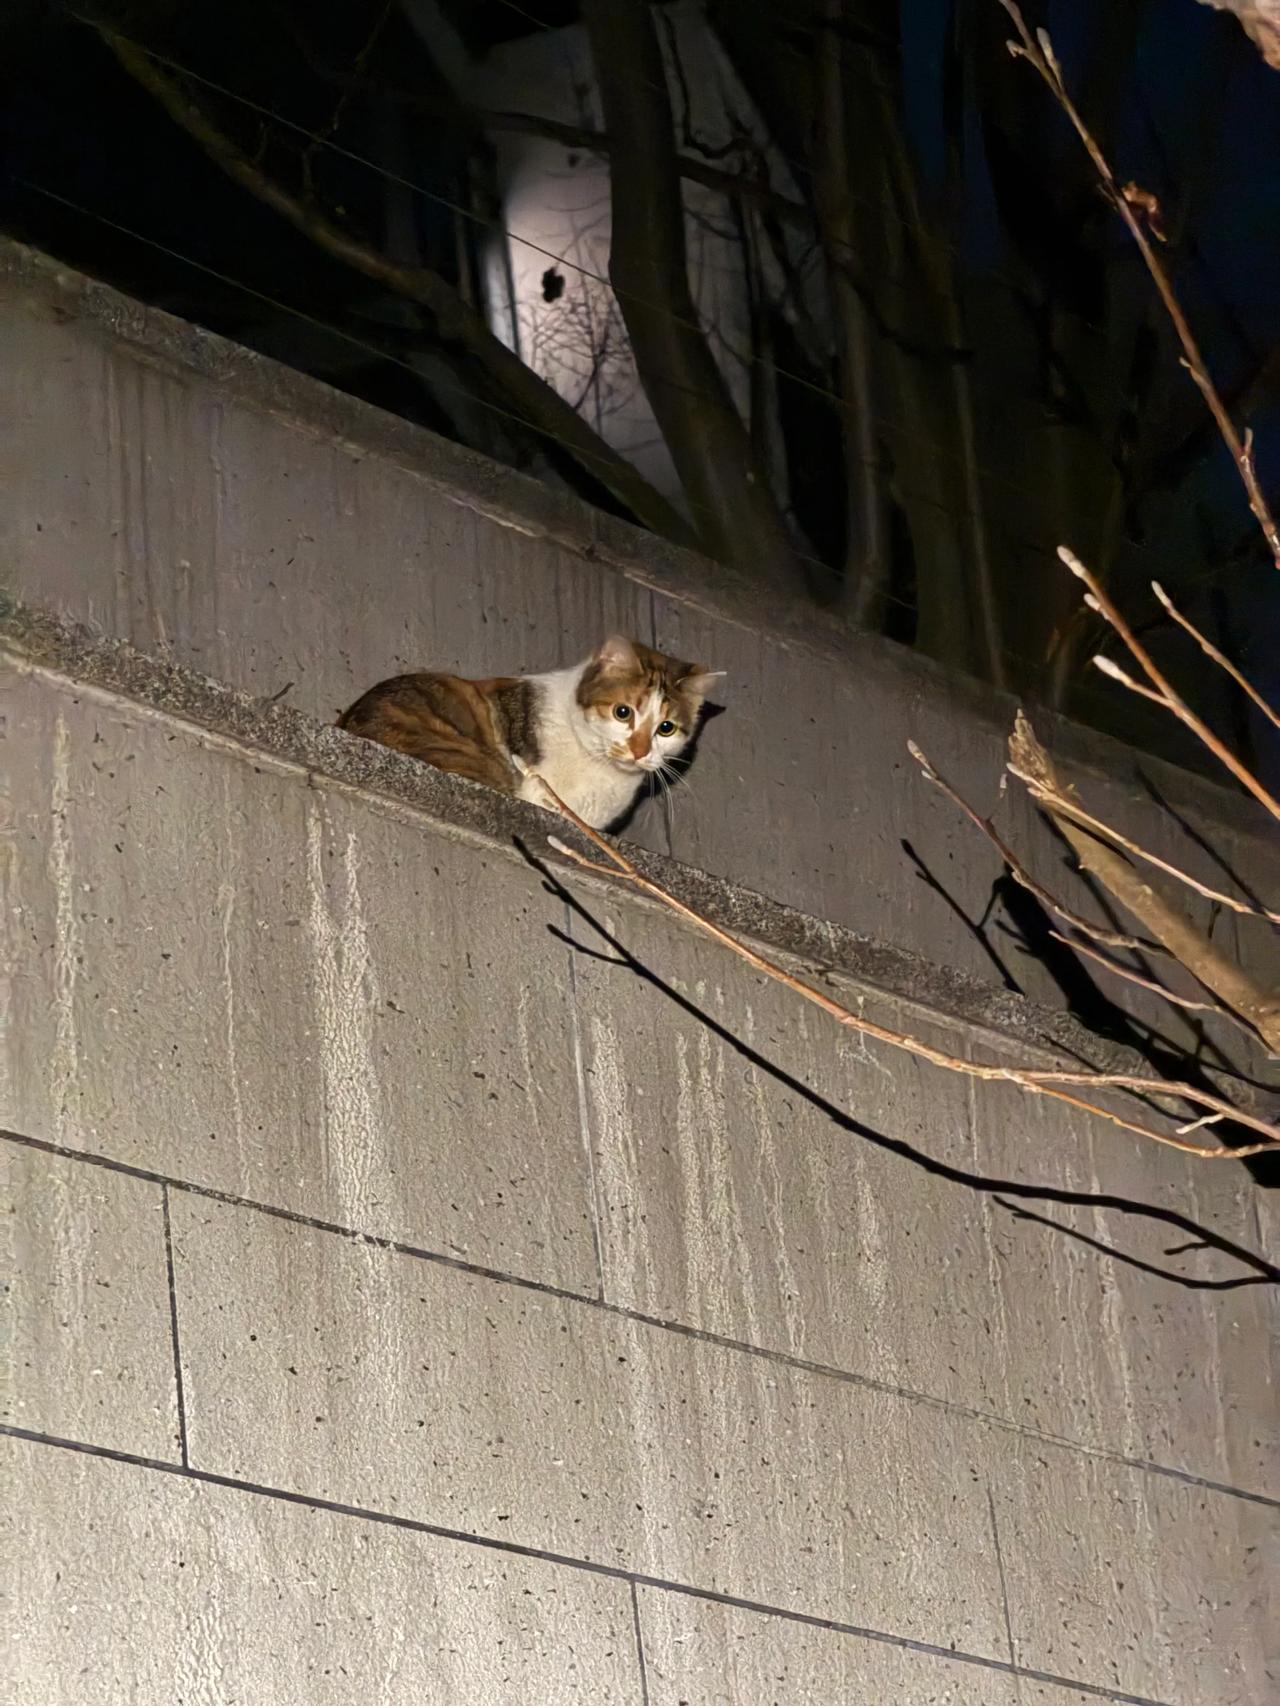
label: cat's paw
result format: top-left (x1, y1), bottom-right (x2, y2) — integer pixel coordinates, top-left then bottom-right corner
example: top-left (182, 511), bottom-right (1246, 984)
top-left (512, 754), bottom-right (553, 807)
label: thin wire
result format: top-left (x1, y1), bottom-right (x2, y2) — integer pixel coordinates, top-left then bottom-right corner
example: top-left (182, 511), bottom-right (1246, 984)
top-left (15, 172), bottom-right (1119, 685)
top-left (68, 12), bottom-right (1115, 516)
top-left (39, 16), bottom-right (1254, 688)
top-left (488, 0), bottom-right (832, 195)
top-left (479, 0), bottom-right (1227, 367)
top-left (487, 0), bottom-right (564, 34)
top-left (26, 164), bottom-right (1115, 661)
top-left (72, 5), bottom-right (965, 266)
top-left (12, 181), bottom-right (687, 502)
top-left (76, 22), bottom-right (946, 386)
top-left (11, 178), bottom-right (867, 572)
top-left (489, 0), bottom-right (970, 218)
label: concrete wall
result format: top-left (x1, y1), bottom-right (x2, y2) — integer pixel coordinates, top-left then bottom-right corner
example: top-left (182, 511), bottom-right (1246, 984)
top-left (2, 243), bottom-right (1276, 1702)
top-left (3, 240), bottom-right (1275, 1024)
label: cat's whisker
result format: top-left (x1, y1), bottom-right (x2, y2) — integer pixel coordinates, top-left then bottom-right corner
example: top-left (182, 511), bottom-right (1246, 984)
top-left (657, 759), bottom-right (694, 797)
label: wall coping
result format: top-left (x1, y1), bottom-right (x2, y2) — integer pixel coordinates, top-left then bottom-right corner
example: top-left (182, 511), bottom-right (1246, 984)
top-left (2, 236), bottom-right (1273, 857)
top-left (3, 589), bottom-right (1221, 1089)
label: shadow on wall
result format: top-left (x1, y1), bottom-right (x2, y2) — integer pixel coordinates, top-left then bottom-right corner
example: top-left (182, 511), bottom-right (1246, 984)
top-left (903, 831), bottom-right (1280, 1195)
top-left (518, 844), bottom-right (1279, 1293)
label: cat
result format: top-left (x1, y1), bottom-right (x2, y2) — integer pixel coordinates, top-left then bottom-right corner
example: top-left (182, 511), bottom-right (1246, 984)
top-left (337, 635), bottom-right (721, 829)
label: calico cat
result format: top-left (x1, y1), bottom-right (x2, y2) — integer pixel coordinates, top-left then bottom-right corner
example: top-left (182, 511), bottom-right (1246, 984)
top-left (337, 635), bottom-right (721, 829)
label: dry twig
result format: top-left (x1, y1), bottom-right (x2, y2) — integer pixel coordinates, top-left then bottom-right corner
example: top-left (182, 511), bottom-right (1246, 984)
top-left (519, 770), bottom-right (1279, 1158)
top-left (1044, 931), bottom-right (1240, 1025)
top-left (1008, 757), bottom-right (1280, 924)
top-left (1060, 547), bottom-right (1280, 823)
top-left (914, 723), bottom-right (1279, 1051)
top-left (989, 12), bottom-right (1280, 1064)
top-left (909, 742), bottom-right (1164, 954)
top-left (1000, 1), bottom-right (1280, 570)
top-left (1151, 581), bottom-right (1280, 733)
top-left (1007, 714), bottom-right (1280, 1053)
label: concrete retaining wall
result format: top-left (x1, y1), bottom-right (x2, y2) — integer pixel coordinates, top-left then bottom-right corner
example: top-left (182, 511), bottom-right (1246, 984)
top-left (2, 242), bottom-right (1276, 1703)
top-left (3, 240), bottom-right (1275, 1020)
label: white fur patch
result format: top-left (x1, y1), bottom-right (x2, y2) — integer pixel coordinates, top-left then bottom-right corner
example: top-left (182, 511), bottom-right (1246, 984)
top-left (515, 665), bottom-right (694, 828)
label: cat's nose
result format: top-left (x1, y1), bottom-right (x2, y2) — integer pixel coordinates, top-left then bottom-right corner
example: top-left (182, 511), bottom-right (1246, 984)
top-left (628, 726), bottom-right (652, 761)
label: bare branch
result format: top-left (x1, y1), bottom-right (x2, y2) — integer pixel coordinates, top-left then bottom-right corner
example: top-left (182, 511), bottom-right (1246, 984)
top-left (1048, 932), bottom-right (1208, 1007)
top-left (908, 741), bottom-right (1166, 954)
top-left (1009, 767), bottom-right (1278, 922)
top-left (304, 66), bottom-right (821, 232)
top-left (96, 25), bottom-right (698, 553)
top-left (1000, 2), bottom-right (1280, 569)
top-left (1091, 655), bottom-right (1171, 710)
top-left (520, 773), bottom-right (1279, 1157)
top-left (1009, 713), bottom-right (1280, 1052)
top-left (1151, 581), bottom-right (1280, 732)
top-left (1060, 546), bottom-right (1280, 822)
top-left (916, 729), bottom-right (1277, 1049)
top-left (1045, 931), bottom-right (1259, 1040)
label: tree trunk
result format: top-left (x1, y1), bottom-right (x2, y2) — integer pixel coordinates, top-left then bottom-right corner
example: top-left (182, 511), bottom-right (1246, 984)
top-left (810, 0), bottom-right (887, 625)
top-left (580, 0), bottom-right (807, 594)
top-left (844, 27), bottom-right (1004, 685)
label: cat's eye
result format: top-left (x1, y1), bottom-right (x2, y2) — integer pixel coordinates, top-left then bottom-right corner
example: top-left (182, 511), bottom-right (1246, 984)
top-left (613, 704), bottom-right (633, 721)
top-left (657, 719), bottom-right (677, 737)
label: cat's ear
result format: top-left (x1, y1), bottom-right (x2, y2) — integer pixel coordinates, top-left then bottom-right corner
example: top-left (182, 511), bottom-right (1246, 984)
top-left (593, 634), bottom-right (639, 671)
top-left (679, 665), bottom-right (725, 701)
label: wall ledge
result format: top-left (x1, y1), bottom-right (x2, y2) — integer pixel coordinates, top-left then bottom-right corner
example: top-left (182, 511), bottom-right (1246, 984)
top-left (4, 587), bottom-right (1198, 1084)
top-left (2, 236), bottom-right (1272, 856)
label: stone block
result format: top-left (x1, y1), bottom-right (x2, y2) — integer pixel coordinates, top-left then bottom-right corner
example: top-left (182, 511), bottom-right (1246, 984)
top-left (994, 1434), bottom-right (1273, 1702)
top-left (969, 1058), bottom-right (1277, 1500)
top-left (0, 1142), bottom-right (177, 1459)
top-left (567, 896), bottom-right (1002, 1411)
top-left (636, 1589), bottom-right (1099, 1705)
top-left (169, 1192), bottom-right (1007, 1658)
top-left (2, 1435), bottom-right (643, 1703)
top-left (1, 670), bottom-right (598, 1291)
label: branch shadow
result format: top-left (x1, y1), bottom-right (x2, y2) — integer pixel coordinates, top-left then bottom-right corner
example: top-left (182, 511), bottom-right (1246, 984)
top-left (901, 839), bottom-right (1023, 994)
top-left (1134, 768), bottom-right (1272, 914)
top-left (517, 842), bottom-right (1277, 1292)
top-left (910, 845), bottom-right (1270, 1095)
top-left (1002, 806), bottom-right (1280, 1190)
top-left (904, 835), bottom-right (1163, 1058)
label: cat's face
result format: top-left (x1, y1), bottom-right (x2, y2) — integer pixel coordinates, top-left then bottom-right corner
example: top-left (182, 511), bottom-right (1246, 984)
top-left (575, 636), bottom-right (721, 775)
